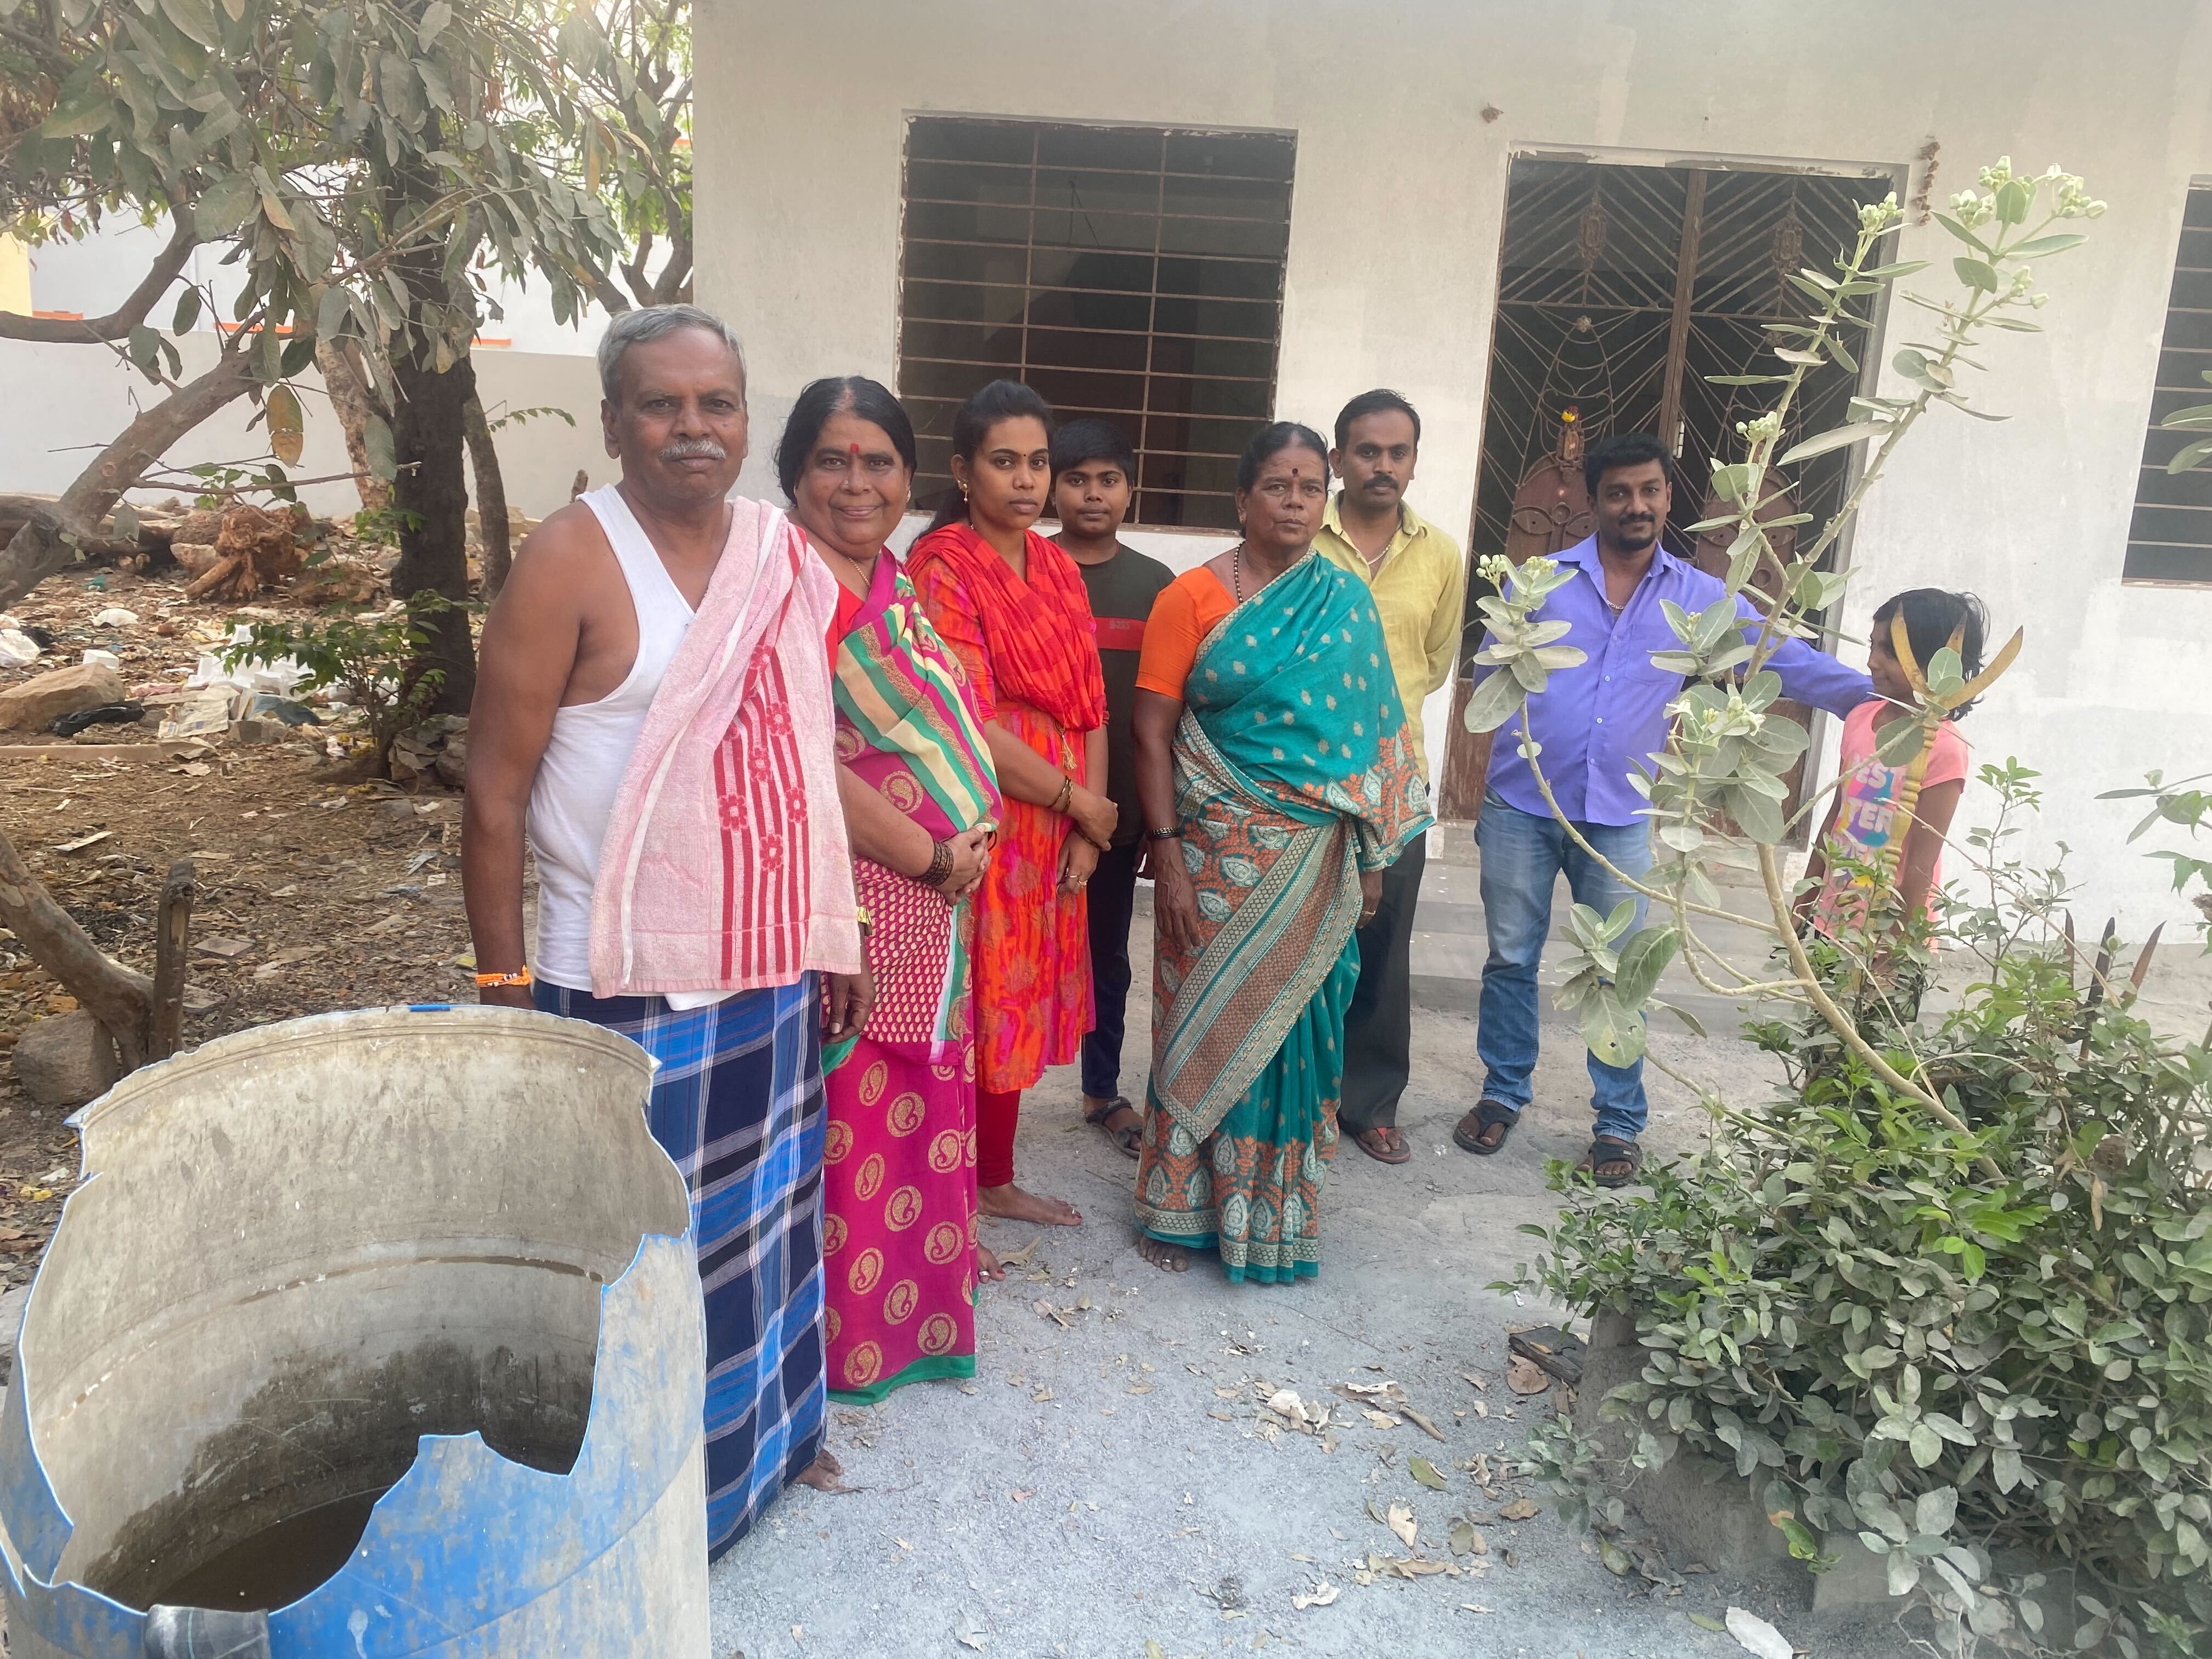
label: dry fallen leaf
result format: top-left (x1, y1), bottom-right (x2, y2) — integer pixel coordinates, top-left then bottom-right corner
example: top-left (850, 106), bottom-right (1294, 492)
top-left (1362, 1408), bottom-right (1399, 1430)
top-left (1461, 1370), bottom-right (1489, 1390)
top-left (1410, 1456), bottom-right (1448, 1491)
top-left (1404, 1408), bottom-right (1447, 1443)
top-left (1451, 1520), bottom-right (1488, 1557)
top-left (1505, 1355), bottom-right (1550, 1395)
top-left (1267, 1387), bottom-right (1307, 1425)
top-left (1457, 1602), bottom-right (1494, 1614)
top-left (999, 1238), bottom-right (1040, 1268)
top-left (1725, 1607), bottom-right (1794, 1659)
top-left (1290, 1583), bottom-right (1339, 1611)
top-left (1386, 1503), bottom-right (1418, 1548)
top-left (956, 1636), bottom-right (986, 1652)
top-left (1126, 1383), bottom-right (1155, 1395)
top-left (1498, 1498), bottom-right (1539, 1522)
top-left (1008, 1488), bottom-right (1034, 1503)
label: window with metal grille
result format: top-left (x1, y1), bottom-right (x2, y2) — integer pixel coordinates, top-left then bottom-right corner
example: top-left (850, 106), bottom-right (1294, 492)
top-left (2124, 187), bottom-right (2212, 583)
top-left (898, 117), bottom-right (1295, 531)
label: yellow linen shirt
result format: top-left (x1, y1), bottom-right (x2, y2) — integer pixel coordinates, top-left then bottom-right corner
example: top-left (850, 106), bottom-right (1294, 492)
top-left (1314, 495), bottom-right (1466, 778)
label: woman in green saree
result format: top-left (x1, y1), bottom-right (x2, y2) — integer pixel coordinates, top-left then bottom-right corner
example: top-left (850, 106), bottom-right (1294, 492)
top-left (1128, 422), bottom-right (1432, 1281)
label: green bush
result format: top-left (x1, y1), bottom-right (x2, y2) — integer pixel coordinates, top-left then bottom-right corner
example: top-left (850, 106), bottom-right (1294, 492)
top-left (1504, 770), bottom-right (2212, 1656)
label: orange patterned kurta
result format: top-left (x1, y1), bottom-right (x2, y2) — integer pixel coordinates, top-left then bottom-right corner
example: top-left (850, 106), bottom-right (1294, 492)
top-left (909, 543), bottom-right (1099, 1095)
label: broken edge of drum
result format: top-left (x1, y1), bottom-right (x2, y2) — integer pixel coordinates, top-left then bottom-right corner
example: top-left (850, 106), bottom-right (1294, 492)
top-left (0, 1005), bottom-right (709, 1659)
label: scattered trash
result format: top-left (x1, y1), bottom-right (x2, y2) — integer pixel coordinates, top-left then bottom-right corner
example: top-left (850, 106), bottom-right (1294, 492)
top-left (49, 702), bottom-right (144, 737)
top-left (80, 648), bottom-right (122, 673)
top-left (160, 686), bottom-right (241, 742)
top-left (92, 607), bottom-right (139, 628)
top-left (0, 628), bottom-right (39, 667)
top-left (1724, 1606), bottom-right (1794, 1659)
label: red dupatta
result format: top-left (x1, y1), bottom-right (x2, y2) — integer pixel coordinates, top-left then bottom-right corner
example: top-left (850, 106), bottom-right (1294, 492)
top-left (906, 522), bottom-right (1106, 733)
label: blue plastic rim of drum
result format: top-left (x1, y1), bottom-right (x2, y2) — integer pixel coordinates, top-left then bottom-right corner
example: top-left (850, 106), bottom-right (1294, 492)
top-left (0, 1006), bottom-right (709, 1659)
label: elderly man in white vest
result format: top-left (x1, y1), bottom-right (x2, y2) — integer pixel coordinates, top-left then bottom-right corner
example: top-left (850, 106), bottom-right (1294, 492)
top-left (462, 304), bottom-right (870, 1559)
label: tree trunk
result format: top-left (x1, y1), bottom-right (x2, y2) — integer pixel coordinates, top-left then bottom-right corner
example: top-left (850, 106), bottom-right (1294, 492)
top-left (0, 825), bottom-right (154, 1071)
top-left (316, 336), bottom-right (393, 516)
top-left (0, 343), bottom-right (257, 607)
top-left (388, 337), bottom-right (478, 716)
top-left (462, 393), bottom-right (513, 599)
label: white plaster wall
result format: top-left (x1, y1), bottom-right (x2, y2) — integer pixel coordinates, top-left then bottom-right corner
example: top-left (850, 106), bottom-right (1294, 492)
top-left (1, 334), bottom-right (610, 521)
top-left (694, 0), bottom-right (2212, 929)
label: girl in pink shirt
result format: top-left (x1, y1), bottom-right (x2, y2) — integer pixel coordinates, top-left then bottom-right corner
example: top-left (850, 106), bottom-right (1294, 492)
top-left (1801, 589), bottom-right (1987, 945)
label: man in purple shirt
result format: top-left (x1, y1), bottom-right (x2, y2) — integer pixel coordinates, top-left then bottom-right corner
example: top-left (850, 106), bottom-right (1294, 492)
top-left (1452, 433), bottom-right (1871, 1185)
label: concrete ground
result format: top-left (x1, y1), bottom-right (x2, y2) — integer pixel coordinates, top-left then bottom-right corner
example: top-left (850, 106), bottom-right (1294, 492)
top-left (706, 847), bottom-right (1897, 1659)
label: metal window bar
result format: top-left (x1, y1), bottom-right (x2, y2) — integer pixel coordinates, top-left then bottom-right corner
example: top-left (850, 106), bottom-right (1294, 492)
top-left (2123, 188), bottom-right (2212, 584)
top-left (898, 116), bottom-right (1294, 530)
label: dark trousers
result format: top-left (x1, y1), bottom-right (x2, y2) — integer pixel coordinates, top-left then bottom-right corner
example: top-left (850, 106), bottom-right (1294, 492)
top-left (1339, 836), bottom-right (1426, 1133)
top-left (1080, 840), bottom-right (1143, 1100)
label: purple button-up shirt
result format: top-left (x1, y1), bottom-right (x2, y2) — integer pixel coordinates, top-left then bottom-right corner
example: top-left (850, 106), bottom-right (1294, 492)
top-left (1475, 535), bottom-right (1874, 828)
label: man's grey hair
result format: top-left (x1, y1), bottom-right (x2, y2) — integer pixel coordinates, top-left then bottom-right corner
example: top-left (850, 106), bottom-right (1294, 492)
top-left (597, 304), bottom-right (747, 405)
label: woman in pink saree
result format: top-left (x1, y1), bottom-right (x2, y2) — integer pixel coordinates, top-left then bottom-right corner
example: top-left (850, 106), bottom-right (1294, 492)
top-left (777, 376), bottom-right (1004, 1401)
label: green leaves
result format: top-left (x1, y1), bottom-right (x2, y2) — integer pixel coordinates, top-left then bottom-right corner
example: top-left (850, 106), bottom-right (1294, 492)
top-left (1953, 256), bottom-right (2000, 292)
top-left (1778, 421), bottom-right (1887, 467)
top-left (363, 412), bottom-right (398, 482)
top-left (193, 174), bottom-right (257, 238)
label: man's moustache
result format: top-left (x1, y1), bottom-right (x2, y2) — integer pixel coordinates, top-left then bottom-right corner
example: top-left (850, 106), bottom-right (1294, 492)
top-left (659, 441), bottom-right (728, 462)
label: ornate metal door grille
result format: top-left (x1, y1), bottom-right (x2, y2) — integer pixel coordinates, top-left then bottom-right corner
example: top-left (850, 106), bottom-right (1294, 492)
top-left (1435, 157), bottom-right (1895, 823)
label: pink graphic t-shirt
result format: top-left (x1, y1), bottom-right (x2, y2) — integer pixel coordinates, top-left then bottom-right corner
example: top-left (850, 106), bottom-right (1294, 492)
top-left (1810, 700), bottom-right (1970, 938)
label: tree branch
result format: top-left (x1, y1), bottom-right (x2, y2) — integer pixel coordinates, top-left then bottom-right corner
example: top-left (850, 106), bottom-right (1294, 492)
top-left (0, 332), bottom-right (259, 605)
top-left (0, 825), bottom-right (153, 1071)
top-left (0, 221), bottom-right (199, 345)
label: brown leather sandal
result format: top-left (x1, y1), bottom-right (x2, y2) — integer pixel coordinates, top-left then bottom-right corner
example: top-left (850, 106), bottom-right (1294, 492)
top-left (1085, 1096), bottom-right (1143, 1159)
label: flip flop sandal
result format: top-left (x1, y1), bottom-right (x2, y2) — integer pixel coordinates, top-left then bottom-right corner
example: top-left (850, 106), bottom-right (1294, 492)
top-left (1085, 1096), bottom-right (1143, 1159)
top-left (1351, 1126), bottom-right (1411, 1165)
top-left (1577, 1137), bottom-right (1644, 1189)
top-left (1453, 1099), bottom-right (1520, 1156)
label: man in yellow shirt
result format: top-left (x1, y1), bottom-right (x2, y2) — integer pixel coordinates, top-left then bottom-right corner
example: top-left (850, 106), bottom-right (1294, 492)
top-left (1315, 390), bottom-right (1466, 1165)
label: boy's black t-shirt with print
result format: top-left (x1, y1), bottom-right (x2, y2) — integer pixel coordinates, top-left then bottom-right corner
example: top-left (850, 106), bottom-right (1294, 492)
top-left (1075, 542), bottom-right (1175, 850)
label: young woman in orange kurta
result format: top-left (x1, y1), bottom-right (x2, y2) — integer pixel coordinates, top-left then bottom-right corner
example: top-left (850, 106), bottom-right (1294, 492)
top-left (908, 381), bottom-right (1112, 1229)
top-left (902, 382), bottom-right (1106, 1229)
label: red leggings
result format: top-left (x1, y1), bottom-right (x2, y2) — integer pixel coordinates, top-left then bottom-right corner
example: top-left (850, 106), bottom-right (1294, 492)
top-left (977, 1087), bottom-right (1021, 1188)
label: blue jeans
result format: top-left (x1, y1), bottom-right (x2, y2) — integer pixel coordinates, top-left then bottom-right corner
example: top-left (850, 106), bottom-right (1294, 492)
top-left (1475, 793), bottom-right (1654, 1142)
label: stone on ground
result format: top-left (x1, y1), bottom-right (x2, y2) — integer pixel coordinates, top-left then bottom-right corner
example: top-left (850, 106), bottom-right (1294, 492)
top-left (0, 662), bottom-right (127, 732)
top-left (12, 1010), bottom-right (121, 1107)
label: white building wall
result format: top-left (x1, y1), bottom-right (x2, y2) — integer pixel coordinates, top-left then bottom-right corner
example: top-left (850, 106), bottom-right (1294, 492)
top-left (695, 0), bottom-right (2212, 929)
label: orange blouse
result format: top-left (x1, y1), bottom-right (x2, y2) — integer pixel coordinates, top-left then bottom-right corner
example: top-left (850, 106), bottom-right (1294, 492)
top-left (1134, 568), bottom-right (1236, 700)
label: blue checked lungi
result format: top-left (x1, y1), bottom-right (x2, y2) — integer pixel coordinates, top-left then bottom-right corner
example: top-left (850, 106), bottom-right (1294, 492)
top-left (536, 974), bottom-right (827, 1560)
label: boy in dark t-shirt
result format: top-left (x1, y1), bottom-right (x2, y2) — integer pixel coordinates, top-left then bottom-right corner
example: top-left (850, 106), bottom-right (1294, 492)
top-left (1051, 420), bottom-right (1173, 1159)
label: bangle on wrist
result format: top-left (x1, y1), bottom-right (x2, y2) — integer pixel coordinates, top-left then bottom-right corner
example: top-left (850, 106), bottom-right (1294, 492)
top-left (1050, 774), bottom-right (1074, 815)
top-left (1144, 826), bottom-right (1181, 842)
top-left (923, 837), bottom-right (954, 887)
top-left (476, 967), bottom-right (533, 988)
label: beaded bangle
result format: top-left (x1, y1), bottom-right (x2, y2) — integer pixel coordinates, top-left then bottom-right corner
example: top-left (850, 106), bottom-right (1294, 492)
top-left (476, 968), bottom-right (533, 988)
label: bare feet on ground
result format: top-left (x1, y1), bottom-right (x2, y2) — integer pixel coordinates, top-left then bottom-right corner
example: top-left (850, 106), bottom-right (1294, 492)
top-left (978, 1181), bottom-right (1081, 1227)
top-left (1137, 1234), bottom-right (1188, 1273)
top-left (795, 1448), bottom-right (847, 1492)
top-left (976, 1243), bottom-right (1006, 1282)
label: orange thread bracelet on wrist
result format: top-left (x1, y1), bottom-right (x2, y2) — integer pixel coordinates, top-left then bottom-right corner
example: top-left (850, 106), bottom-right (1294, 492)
top-left (476, 968), bottom-right (533, 988)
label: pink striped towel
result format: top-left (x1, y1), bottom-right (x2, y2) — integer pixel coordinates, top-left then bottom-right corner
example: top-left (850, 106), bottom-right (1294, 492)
top-left (588, 497), bottom-right (862, 997)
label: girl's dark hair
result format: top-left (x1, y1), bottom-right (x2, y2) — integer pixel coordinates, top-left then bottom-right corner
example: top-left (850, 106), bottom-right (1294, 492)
top-left (774, 376), bottom-right (917, 501)
top-left (1873, 588), bottom-right (1990, 719)
top-left (924, 379), bottom-right (1056, 533)
top-left (1235, 421), bottom-right (1331, 493)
